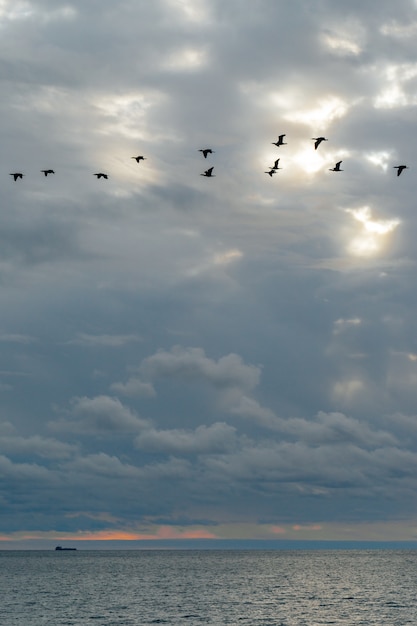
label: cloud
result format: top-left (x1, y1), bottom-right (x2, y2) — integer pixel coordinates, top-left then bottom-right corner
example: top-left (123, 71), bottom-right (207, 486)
top-left (0, 333), bottom-right (37, 344)
top-left (2, 0), bottom-right (417, 540)
top-left (0, 434), bottom-right (77, 459)
top-left (135, 422), bottom-right (237, 455)
top-left (110, 377), bottom-right (156, 398)
top-left (49, 395), bottom-right (149, 435)
top-left (0, 454), bottom-right (52, 481)
top-left (66, 333), bottom-right (142, 347)
top-left (140, 346), bottom-right (261, 391)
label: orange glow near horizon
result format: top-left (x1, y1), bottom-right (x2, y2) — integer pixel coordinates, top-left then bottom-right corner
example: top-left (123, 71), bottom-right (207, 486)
top-left (292, 524), bottom-right (323, 531)
top-left (4, 520), bottom-right (417, 543)
top-left (0, 526), bottom-right (219, 542)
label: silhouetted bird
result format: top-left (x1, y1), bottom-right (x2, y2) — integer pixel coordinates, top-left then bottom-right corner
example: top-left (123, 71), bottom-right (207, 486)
top-left (265, 169), bottom-right (276, 177)
top-left (131, 156), bottom-right (146, 163)
top-left (41, 169), bottom-right (55, 176)
top-left (272, 134), bottom-right (287, 147)
top-left (199, 149), bottom-right (214, 158)
top-left (269, 159), bottom-right (281, 170)
top-left (94, 173), bottom-right (108, 179)
top-left (312, 137), bottom-right (328, 150)
top-left (393, 165), bottom-right (408, 177)
top-left (329, 161), bottom-right (343, 171)
top-left (10, 173), bottom-right (24, 181)
top-left (201, 167), bottom-right (215, 177)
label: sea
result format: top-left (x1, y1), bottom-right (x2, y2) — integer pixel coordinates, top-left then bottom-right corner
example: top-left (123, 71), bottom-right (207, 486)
top-left (1, 549), bottom-right (417, 625)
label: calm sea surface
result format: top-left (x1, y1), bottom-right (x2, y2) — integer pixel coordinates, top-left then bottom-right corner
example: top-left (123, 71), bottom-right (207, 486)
top-left (1, 549), bottom-right (417, 625)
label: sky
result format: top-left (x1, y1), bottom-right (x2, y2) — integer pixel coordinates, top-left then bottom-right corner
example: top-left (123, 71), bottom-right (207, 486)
top-left (2, 0), bottom-right (417, 548)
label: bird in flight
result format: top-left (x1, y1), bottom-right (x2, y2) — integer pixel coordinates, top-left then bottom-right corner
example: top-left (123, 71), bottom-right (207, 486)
top-left (393, 165), bottom-right (408, 177)
top-left (265, 169), bottom-right (276, 177)
top-left (199, 149), bottom-right (214, 158)
top-left (41, 169), bottom-right (55, 176)
top-left (272, 134), bottom-right (287, 147)
top-left (10, 172), bottom-right (24, 181)
top-left (201, 167), bottom-right (215, 177)
top-left (329, 161), bottom-right (343, 172)
top-left (312, 137), bottom-right (328, 150)
top-left (131, 156), bottom-right (146, 163)
top-left (94, 173), bottom-right (108, 179)
top-left (269, 158), bottom-right (281, 170)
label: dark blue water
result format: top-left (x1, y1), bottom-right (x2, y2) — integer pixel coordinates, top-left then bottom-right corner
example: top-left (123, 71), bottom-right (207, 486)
top-left (1, 550), bottom-right (416, 625)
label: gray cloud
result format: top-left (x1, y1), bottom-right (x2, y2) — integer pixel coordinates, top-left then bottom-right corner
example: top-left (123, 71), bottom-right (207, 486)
top-left (2, 0), bottom-right (417, 539)
top-left (49, 395), bottom-right (149, 435)
top-left (67, 333), bottom-right (142, 347)
top-left (135, 422), bottom-right (237, 455)
top-left (140, 346), bottom-right (261, 391)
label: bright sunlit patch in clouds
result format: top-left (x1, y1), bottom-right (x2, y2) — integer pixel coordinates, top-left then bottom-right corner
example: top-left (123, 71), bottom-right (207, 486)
top-left (322, 35), bottom-right (361, 56)
top-left (213, 249), bottom-right (243, 266)
top-left (321, 21), bottom-right (366, 56)
top-left (0, 1), bottom-right (76, 23)
top-left (94, 91), bottom-right (161, 129)
top-left (333, 378), bottom-right (364, 403)
top-left (365, 151), bottom-right (392, 172)
top-left (284, 96), bottom-right (349, 131)
top-left (290, 148), bottom-right (326, 174)
top-left (289, 148), bottom-right (350, 176)
top-left (186, 248), bottom-right (243, 278)
top-left (380, 20), bottom-right (417, 38)
top-left (164, 0), bottom-right (211, 23)
top-left (162, 47), bottom-right (208, 71)
top-left (0, 0), bottom-right (33, 21)
top-left (346, 206), bottom-right (400, 257)
top-left (374, 63), bottom-right (417, 108)
top-left (333, 318), bottom-right (362, 335)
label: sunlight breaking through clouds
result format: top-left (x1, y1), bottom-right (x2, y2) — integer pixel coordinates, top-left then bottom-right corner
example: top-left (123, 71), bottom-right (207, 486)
top-left (321, 34), bottom-right (362, 56)
top-left (290, 149), bottom-right (326, 175)
top-left (162, 47), bottom-right (208, 71)
top-left (213, 249), bottom-right (243, 266)
top-left (333, 318), bottom-right (362, 335)
top-left (333, 379), bottom-right (364, 403)
top-left (0, 0), bottom-right (33, 21)
top-left (374, 63), bottom-right (417, 108)
top-left (320, 21), bottom-right (366, 56)
top-left (284, 97), bottom-right (349, 130)
top-left (185, 248), bottom-right (243, 278)
top-left (164, 0), bottom-right (211, 24)
top-left (0, 1), bottom-right (76, 24)
top-left (380, 20), bottom-right (417, 38)
top-left (346, 206), bottom-right (400, 257)
top-left (365, 151), bottom-right (393, 172)
top-left (93, 91), bottom-right (166, 140)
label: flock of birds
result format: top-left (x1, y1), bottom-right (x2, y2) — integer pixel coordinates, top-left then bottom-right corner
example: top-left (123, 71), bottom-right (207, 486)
top-left (263, 134), bottom-right (409, 178)
top-left (7, 136), bottom-right (409, 182)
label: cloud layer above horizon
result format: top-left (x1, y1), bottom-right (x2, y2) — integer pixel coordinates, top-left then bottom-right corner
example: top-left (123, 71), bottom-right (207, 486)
top-left (2, 0), bottom-right (417, 543)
